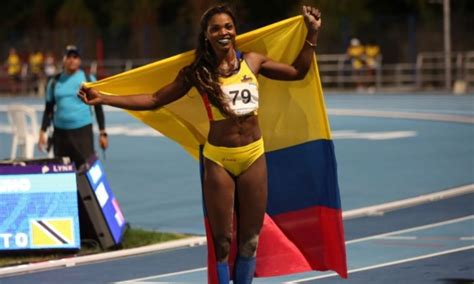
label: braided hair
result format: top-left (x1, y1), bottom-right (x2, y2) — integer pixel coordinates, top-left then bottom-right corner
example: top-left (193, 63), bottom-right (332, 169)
top-left (184, 5), bottom-right (237, 119)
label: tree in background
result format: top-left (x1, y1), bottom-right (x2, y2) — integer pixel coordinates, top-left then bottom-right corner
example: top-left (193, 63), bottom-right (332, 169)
top-left (55, 0), bottom-right (96, 57)
top-left (1, 0), bottom-right (473, 63)
top-left (129, 0), bottom-right (160, 59)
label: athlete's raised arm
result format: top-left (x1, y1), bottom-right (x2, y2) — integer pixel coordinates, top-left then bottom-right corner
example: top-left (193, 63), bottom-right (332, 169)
top-left (245, 6), bottom-right (321, 81)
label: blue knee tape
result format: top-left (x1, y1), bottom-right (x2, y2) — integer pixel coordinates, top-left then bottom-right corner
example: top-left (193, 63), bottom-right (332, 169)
top-left (216, 262), bottom-right (229, 284)
top-left (234, 256), bottom-right (256, 284)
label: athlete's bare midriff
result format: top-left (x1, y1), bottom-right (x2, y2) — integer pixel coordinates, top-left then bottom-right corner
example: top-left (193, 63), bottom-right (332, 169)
top-left (207, 115), bottom-right (261, 147)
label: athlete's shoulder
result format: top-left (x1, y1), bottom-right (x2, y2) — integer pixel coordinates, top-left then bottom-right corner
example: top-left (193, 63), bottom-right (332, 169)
top-left (242, 52), bottom-right (266, 75)
top-left (243, 51), bottom-right (265, 63)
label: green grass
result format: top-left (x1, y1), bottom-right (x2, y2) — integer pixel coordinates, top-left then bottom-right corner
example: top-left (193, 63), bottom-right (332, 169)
top-left (120, 227), bottom-right (188, 249)
top-left (0, 227), bottom-right (189, 268)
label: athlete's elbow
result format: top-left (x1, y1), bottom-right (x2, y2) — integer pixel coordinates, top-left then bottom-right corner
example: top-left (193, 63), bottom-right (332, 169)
top-left (148, 94), bottom-right (163, 109)
top-left (292, 70), bottom-right (308, 80)
top-left (150, 103), bottom-right (163, 111)
top-left (144, 101), bottom-right (160, 111)
top-left (288, 65), bottom-right (309, 80)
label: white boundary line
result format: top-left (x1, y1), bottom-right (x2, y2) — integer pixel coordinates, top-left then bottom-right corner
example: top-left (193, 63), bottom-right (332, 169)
top-left (343, 183), bottom-right (474, 219)
top-left (287, 245), bottom-right (474, 283)
top-left (114, 267), bottom-right (207, 283)
top-left (346, 215), bottom-right (474, 244)
top-left (0, 236), bottom-right (206, 277)
top-left (0, 104), bottom-right (120, 112)
top-left (1, 106), bottom-right (473, 123)
top-left (327, 109), bottom-right (474, 124)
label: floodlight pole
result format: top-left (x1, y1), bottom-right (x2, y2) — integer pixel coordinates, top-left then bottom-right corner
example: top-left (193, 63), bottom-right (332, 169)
top-left (443, 0), bottom-right (451, 91)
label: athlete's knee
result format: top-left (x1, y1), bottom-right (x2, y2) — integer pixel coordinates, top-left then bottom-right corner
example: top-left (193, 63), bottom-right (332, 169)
top-left (214, 234), bottom-right (232, 262)
top-left (238, 234), bottom-right (259, 258)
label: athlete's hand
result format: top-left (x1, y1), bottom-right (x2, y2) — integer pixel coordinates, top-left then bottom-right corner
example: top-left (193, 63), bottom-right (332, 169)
top-left (302, 6), bottom-right (322, 34)
top-left (78, 85), bottom-right (103, 105)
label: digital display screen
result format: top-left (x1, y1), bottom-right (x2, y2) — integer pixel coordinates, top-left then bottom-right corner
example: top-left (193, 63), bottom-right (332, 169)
top-left (85, 159), bottom-right (126, 244)
top-left (0, 163), bottom-right (80, 250)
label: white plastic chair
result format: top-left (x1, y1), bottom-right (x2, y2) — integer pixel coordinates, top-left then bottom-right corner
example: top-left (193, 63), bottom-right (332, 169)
top-left (7, 104), bottom-right (39, 160)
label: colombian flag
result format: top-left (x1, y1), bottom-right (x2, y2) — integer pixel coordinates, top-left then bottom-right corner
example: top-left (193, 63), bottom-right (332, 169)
top-left (86, 15), bottom-right (347, 281)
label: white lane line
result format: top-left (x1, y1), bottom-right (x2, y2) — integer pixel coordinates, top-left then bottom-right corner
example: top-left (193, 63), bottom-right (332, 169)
top-left (0, 237), bottom-right (206, 277)
top-left (347, 215), bottom-right (474, 244)
top-left (0, 124), bottom-right (163, 137)
top-left (1, 106), bottom-right (473, 123)
top-left (377, 236), bottom-right (417, 240)
top-left (0, 104), bottom-right (121, 112)
top-left (331, 130), bottom-right (417, 140)
top-left (114, 267), bottom-right (207, 283)
top-left (287, 245), bottom-right (474, 283)
top-left (343, 183), bottom-right (474, 220)
top-left (327, 109), bottom-right (474, 124)
top-left (460, 236), bottom-right (474, 241)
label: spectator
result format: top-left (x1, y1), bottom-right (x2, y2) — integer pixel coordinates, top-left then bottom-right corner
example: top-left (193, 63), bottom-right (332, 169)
top-left (365, 43), bottom-right (380, 71)
top-left (44, 51), bottom-right (57, 80)
top-left (346, 38), bottom-right (365, 89)
top-left (29, 49), bottom-right (44, 94)
top-left (365, 43), bottom-right (380, 73)
top-left (364, 42), bottom-right (381, 91)
top-left (5, 47), bottom-right (22, 94)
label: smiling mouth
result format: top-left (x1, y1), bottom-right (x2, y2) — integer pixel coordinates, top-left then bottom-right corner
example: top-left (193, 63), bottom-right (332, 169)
top-left (217, 38), bottom-right (232, 45)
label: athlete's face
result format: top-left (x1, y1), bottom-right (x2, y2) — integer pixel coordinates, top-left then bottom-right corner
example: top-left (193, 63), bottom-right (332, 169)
top-left (205, 13), bottom-right (236, 53)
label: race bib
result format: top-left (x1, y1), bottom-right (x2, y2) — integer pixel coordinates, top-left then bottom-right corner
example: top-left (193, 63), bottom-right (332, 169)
top-left (221, 83), bottom-right (259, 115)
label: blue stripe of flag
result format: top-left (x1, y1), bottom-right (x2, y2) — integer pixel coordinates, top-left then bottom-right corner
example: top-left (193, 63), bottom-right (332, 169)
top-left (266, 139), bottom-right (342, 215)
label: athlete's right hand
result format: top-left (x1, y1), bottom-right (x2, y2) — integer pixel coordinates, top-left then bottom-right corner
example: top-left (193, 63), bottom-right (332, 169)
top-left (78, 85), bottom-right (103, 105)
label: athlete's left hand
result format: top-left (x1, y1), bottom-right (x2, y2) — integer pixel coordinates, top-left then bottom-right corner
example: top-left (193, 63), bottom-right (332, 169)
top-left (302, 6), bottom-right (322, 34)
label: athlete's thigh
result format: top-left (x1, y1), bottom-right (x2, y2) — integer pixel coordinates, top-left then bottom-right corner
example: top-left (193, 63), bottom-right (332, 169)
top-left (203, 158), bottom-right (236, 237)
top-left (235, 155), bottom-right (268, 237)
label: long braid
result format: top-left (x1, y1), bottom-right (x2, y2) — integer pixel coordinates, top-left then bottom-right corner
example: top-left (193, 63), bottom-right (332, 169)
top-left (184, 5), bottom-right (237, 119)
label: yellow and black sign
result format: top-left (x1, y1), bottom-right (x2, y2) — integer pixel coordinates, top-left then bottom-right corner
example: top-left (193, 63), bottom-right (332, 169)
top-left (30, 218), bottom-right (75, 247)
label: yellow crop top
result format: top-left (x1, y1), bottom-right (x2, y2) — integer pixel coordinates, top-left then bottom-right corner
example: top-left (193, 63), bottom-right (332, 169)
top-left (201, 57), bottom-right (259, 121)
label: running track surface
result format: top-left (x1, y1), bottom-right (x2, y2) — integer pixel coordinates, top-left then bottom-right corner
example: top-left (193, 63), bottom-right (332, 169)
top-left (0, 93), bottom-right (473, 283)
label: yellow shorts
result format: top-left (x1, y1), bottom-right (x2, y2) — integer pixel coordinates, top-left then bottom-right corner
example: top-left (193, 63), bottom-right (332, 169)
top-left (203, 138), bottom-right (264, 177)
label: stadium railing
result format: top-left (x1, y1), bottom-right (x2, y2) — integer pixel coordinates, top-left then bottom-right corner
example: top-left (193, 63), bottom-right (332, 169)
top-left (1, 51), bottom-right (473, 95)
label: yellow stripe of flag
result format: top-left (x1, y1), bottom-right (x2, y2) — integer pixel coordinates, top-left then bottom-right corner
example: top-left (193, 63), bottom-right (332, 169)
top-left (85, 16), bottom-right (331, 158)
